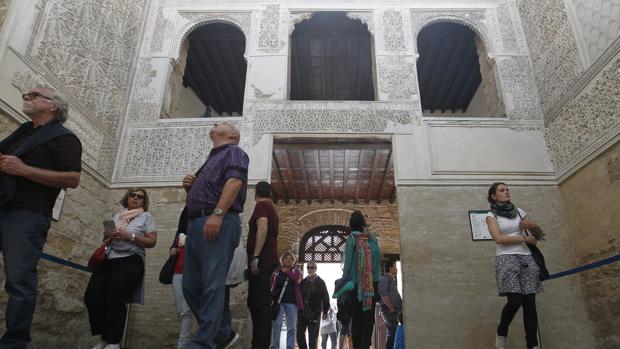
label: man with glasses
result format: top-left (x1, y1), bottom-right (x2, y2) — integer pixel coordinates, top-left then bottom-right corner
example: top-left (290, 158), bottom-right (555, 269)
top-left (0, 83), bottom-right (82, 347)
top-left (182, 121), bottom-right (249, 349)
top-left (297, 261), bottom-right (330, 349)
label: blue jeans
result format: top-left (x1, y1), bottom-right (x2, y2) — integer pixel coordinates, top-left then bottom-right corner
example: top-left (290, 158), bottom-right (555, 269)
top-left (271, 303), bottom-right (297, 349)
top-left (0, 208), bottom-right (49, 349)
top-left (182, 213), bottom-right (241, 349)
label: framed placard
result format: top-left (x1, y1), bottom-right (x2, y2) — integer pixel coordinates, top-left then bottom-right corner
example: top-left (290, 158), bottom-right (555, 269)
top-left (468, 210), bottom-right (492, 241)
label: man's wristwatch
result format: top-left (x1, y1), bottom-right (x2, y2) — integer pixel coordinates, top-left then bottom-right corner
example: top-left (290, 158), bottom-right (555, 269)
top-left (130, 233), bottom-right (136, 242)
top-left (252, 255), bottom-right (260, 261)
top-left (213, 207), bottom-right (224, 217)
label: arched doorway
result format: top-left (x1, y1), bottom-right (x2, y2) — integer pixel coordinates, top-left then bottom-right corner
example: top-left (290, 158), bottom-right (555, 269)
top-left (298, 225), bottom-right (351, 263)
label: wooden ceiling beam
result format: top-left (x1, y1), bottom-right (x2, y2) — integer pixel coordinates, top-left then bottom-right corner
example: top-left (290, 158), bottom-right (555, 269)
top-left (377, 149), bottom-right (393, 204)
top-left (354, 150), bottom-right (363, 204)
top-left (271, 150), bottom-right (289, 204)
top-left (282, 149), bottom-right (300, 203)
top-left (298, 149), bottom-right (312, 204)
top-left (365, 149), bottom-right (379, 203)
top-left (329, 150), bottom-right (335, 204)
top-left (314, 149), bottom-right (323, 203)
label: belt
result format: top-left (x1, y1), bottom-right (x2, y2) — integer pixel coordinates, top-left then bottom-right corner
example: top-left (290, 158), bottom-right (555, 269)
top-left (188, 207), bottom-right (239, 219)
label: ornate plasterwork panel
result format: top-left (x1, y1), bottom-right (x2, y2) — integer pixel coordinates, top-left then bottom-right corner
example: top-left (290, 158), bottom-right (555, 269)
top-left (31, 0), bottom-right (148, 135)
top-left (382, 10), bottom-right (406, 52)
top-left (516, 0), bottom-right (584, 116)
top-left (545, 56), bottom-right (620, 171)
top-left (568, 0), bottom-right (620, 64)
top-left (257, 5), bottom-right (284, 52)
top-left (174, 11), bottom-right (252, 59)
top-left (378, 55), bottom-right (418, 100)
top-left (496, 4), bottom-right (527, 55)
top-left (288, 11), bottom-right (313, 35)
top-left (245, 101), bottom-right (418, 146)
top-left (126, 58), bottom-right (160, 123)
top-left (410, 9), bottom-right (493, 56)
top-left (496, 56), bottom-right (543, 120)
top-left (117, 120), bottom-right (242, 182)
top-left (346, 12), bottom-right (374, 34)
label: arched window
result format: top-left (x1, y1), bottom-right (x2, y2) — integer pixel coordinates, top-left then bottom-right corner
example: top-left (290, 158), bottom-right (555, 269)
top-left (164, 23), bottom-right (247, 118)
top-left (290, 12), bottom-right (375, 101)
top-left (416, 22), bottom-right (505, 117)
top-left (299, 225), bottom-right (351, 263)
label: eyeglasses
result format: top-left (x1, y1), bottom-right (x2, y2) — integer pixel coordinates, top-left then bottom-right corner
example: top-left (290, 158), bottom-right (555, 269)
top-left (129, 192), bottom-right (145, 200)
top-left (22, 92), bottom-right (53, 101)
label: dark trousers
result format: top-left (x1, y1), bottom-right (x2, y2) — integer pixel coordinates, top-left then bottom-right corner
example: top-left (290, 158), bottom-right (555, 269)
top-left (351, 299), bottom-right (375, 349)
top-left (247, 262), bottom-right (275, 349)
top-left (84, 254), bottom-right (144, 344)
top-left (0, 208), bottom-right (49, 349)
top-left (296, 315), bottom-right (320, 349)
top-left (380, 307), bottom-right (398, 349)
top-left (497, 293), bottom-right (539, 349)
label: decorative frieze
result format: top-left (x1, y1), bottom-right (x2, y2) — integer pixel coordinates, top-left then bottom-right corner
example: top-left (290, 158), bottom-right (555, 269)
top-left (496, 4), bottom-right (527, 55)
top-left (496, 55), bottom-right (543, 120)
top-left (544, 56), bottom-right (620, 172)
top-left (64, 109), bottom-right (104, 170)
top-left (288, 11), bottom-right (314, 35)
top-left (382, 10), bottom-right (406, 52)
top-left (245, 101), bottom-right (418, 146)
top-left (377, 56), bottom-right (418, 100)
top-left (568, 0), bottom-right (620, 64)
top-left (126, 58), bottom-right (160, 123)
top-left (346, 12), bottom-right (374, 34)
top-left (150, 8), bottom-right (171, 53)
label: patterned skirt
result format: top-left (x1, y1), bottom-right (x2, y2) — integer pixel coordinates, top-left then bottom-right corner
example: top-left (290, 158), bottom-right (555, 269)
top-left (495, 254), bottom-right (544, 296)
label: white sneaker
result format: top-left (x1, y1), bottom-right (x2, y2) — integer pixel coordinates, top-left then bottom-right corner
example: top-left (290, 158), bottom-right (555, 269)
top-left (91, 340), bottom-right (107, 349)
top-left (103, 345), bottom-right (121, 349)
top-left (495, 335), bottom-right (507, 349)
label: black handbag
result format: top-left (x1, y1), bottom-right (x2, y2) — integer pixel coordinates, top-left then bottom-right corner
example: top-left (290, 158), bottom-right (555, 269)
top-left (159, 254), bottom-right (178, 284)
top-left (518, 212), bottom-right (550, 281)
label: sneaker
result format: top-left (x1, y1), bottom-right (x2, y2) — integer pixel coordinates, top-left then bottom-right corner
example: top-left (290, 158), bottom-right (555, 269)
top-left (220, 330), bottom-right (239, 349)
top-left (91, 340), bottom-right (107, 349)
top-left (103, 344), bottom-right (121, 349)
top-left (495, 335), bottom-right (507, 349)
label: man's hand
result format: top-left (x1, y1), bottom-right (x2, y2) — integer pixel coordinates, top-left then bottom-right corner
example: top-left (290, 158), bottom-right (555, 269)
top-left (203, 214), bottom-right (223, 240)
top-left (0, 155), bottom-right (29, 177)
top-left (182, 175), bottom-right (196, 192)
top-left (169, 247), bottom-right (178, 256)
top-left (250, 258), bottom-right (259, 275)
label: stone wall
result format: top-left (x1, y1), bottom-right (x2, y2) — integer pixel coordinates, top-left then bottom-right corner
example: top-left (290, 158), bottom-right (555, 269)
top-left (397, 185), bottom-right (595, 349)
top-left (275, 201), bottom-right (401, 257)
top-left (559, 142), bottom-right (620, 349)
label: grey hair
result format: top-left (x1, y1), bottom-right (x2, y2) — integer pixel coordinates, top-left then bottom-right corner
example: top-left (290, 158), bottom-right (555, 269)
top-left (222, 122), bottom-right (241, 144)
top-left (32, 83), bottom-right (69, 123)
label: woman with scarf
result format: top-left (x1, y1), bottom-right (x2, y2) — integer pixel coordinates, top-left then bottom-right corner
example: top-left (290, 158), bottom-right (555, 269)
top-left (340, 210), bottom-right (381, 349)
top-left (270, 251), bottom-right (303, 349)
top-left (485, 182), bottom-right (543, 349)
top-left (85, 188), bottom-right (158, 349)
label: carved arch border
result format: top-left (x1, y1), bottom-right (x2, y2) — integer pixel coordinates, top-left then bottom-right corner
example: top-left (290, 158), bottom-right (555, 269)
top-left (296, 208), bottom-right (354, 237)
top-left (411, 13), bottom-right (495, 59)
top-left (172, 12), bottom-right (252, 62)
top-left (288, 11), bottom-right (375, 37)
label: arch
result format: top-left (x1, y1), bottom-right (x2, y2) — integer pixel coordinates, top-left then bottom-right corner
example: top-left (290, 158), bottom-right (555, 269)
top-left (414, 16), bottom-right (494, 59)
top-left (296, 208), bottom-right (354, 236)
top-left (173, 17), bottom-right (249, 63)
top-left (299, 225), bottom-right (351, 263)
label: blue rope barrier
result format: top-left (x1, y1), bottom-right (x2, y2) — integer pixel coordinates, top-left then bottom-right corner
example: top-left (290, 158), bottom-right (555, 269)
top-left (40, 252), bottom-right (90, 273)
top-left (546, 254), bottom-right (620, 280)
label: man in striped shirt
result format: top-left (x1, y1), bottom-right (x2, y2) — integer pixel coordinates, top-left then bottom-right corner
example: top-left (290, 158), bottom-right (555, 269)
top-left (181, 121), bottom-right (249, 349)
top-left (0, 83), bottom-right (82, 348)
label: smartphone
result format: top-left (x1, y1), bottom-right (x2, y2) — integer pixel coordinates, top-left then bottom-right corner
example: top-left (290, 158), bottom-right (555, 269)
top-left (102, 220), bottom-right (116, 233)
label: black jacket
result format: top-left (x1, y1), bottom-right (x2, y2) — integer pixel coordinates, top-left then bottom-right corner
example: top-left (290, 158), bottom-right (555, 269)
top-left (299, 275), bottom-right (330, 321)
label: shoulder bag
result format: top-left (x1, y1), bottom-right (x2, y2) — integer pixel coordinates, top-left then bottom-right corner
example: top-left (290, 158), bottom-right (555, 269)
top-left (518, 211), bottom-right (550, 281)
top-left (87, 239), bottom-right (112, 271)
top-left (271, 274), bottom-right (289, 320)
top-left (159, 254), bottom-right (178, 284)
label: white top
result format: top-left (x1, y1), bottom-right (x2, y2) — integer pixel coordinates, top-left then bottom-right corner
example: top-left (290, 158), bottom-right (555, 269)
top-left (486, 208), bottom-right (531, 256)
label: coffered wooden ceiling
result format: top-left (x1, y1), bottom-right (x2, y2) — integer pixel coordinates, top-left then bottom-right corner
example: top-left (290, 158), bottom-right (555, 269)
top-left (271, 139), bottom-right (395, 204)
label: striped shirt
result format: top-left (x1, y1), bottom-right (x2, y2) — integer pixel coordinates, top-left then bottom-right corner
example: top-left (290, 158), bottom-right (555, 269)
top-left (1, 124), bottom-right (82, 215)
top-left (187, 144), bottom-right (249, 214)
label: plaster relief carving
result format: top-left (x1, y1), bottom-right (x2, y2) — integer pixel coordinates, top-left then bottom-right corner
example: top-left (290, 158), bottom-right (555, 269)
top-left (496, 56), bottom-right (543, 120)
top-left (31, 0), bottom-right (148, 134)
top-left (346, 12), bottom-right (374, 34)
top-left (65, 109), bottom-right (104, 170)
top-left (517, 0), bottom-right (584, 116)
top-left (258, 5), bottom-right (284, 52)
top-left (10, 71), bottom-right (42, 93)
top-left (545, 57), bottom-right (620, 171)
top-left (382, 10), bottom-right (406, 52)
top-left (569, 0), bottom-right (620, 63)
top-left (289, 12), bottom-right (314, 35)
top-left (250, 84), bottom-right (277, 99)
top-left (127, 58), bottom-right (160, 123)
top-left (496, 5), bottom-right (527, 55)
top-left (245, 101), bottom-right (418, 146)
top-left (378, 56), bottom-right (418, 100)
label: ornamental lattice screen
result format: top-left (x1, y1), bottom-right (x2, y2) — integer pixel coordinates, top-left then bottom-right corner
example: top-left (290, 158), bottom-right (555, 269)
top-left (299, 225), bottom-right (351, 263)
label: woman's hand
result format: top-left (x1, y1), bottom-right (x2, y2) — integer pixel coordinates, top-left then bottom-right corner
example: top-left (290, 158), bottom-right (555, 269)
top-left (519, 219), bottom-right (536, 231)
top-left (112, 231), bottom-right (131, 241)
top-left (524, 235), bottom-right (537, 245)
top-left (169, 247), bottom-right (178, 256)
